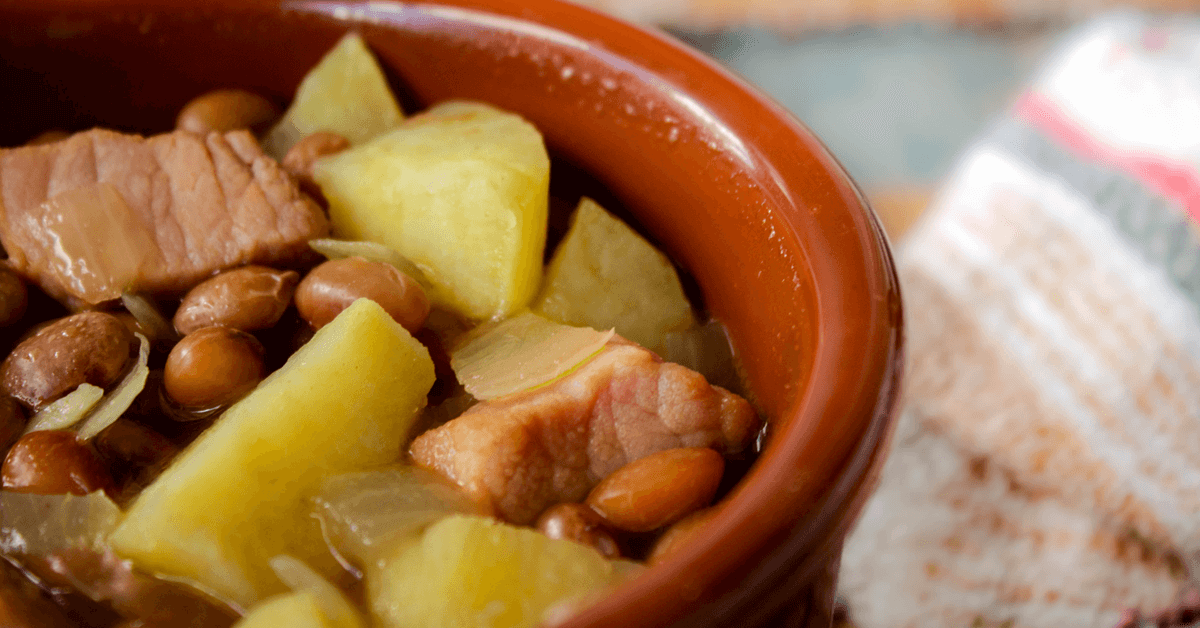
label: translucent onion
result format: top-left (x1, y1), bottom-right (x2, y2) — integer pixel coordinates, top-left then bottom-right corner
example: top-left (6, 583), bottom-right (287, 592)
top-left (308, 238), bottom-right (430, 290)
top-left (0, 491), bottom-right (121, 557)
top-left (661, 320), bottom-right (741, 394)
top-left (77, 332), bottom-right (149, 441)
top-left (451, 312), bottom-right (613, 400)
top-left (23, 384), bottom-right (104, 435)
top-left (269, 555), bottom-right (364, 628)
top-left (120, 293), bottom-right (177, 343)
top-left (312, 465), bottom-right (488, 567)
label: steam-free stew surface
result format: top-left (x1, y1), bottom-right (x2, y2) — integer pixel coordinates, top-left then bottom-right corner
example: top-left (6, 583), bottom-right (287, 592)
top-left (0, 33), bottom-right (763, 628)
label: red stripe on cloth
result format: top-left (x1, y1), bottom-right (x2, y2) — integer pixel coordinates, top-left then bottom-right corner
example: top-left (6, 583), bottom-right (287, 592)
top-left (1015, 92), bottom-right (1200, 226)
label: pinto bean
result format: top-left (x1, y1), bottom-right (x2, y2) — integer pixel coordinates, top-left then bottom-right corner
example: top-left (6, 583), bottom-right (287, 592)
top-left (647, 508), bottom-right (718, 565)
top-left (0, 312), bottom-right (135, 409)
top-left (176, 89), bottom-right (278, 136)
top-left (95, 419), bottom-right (180, 506)
top-left (295, 257), bottom-right (429, 332)
top-left (0, 397), bottom-right (25, 454)
top-left (0, 267), bottom-right (27, 328)
top-left (282, 132), bottom-right (350, 179)
top-left (94, 419), bottom-right (178, 472)
top-left (585, 447), bottom-right (724, 533)
top-left (173, 266), bottom-right (299, 335)
top-left (536, 503), bottom-right (621, 558)
top-left (1, 430), bottom-right (113, 495)
top-left (163, 327), bottom-right (265, 409)
top-left (25, 130), bottom-right (69, 146)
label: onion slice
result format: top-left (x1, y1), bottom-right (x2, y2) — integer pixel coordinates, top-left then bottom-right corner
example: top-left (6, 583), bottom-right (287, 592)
top-left (0, 491), bottom-right (121, 557)
top-left (660, 320), bottom-right (741, 393)
top-left (451, 312), bottom-right (613, 400)
top-left (24, 384), bottom-right (105, 435)
top-left (120, 293), bottom-right (177, 343)
top-left (312, 465), bottom-right (488, 567)
top-left (308, 238), bottom-right (430, 290)
top-left (77, 332), bottom-right (150, 441)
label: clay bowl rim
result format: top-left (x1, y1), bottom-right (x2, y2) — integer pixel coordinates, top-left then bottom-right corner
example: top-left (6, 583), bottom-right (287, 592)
top-left (0, 0), bottom-right (904, 625)
top-left (377, 2), bottom-right (902, 624)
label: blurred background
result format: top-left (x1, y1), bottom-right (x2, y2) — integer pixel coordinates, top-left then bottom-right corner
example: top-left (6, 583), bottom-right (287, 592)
top-left (566, 0), bottom-right (1193, 241)
top-left (565, 3), bottom-right (1200, 627)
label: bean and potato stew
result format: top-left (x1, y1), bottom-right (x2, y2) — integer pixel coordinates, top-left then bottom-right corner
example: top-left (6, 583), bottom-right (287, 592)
top-left (0, 33), bottom-right (765, 628)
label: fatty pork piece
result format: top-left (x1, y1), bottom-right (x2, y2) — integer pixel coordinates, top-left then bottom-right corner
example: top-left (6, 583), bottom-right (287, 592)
top-left (410, 338), bottom-right (761, 524)
top-left (0, 128), bottom-right (328, 305)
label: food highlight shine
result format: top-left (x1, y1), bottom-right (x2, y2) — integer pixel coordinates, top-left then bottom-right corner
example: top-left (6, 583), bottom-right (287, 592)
top-left (0, 32), bottom-right (764, 628)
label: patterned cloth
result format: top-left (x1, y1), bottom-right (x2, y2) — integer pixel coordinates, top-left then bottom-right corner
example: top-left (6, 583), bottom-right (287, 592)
top-left (840, 12), bottom-right (1200, 628)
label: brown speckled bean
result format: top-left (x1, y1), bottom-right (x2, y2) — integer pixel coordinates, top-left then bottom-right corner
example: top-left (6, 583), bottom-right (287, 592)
top-left (0, 396), bottom-right (25, 455)
top-left (1, 430), bottom-right (113, 495)
top-left (647, 508), bottom-right (718, 565)
top-left (586, 447), bottom-right (724, 533)
top-left (0, 312), bottom-right (135, 409)
top-left (173, 266), bottom-right (299, 335)
top-left (176, 89), bottom-right (278, 136)
top-left (295, 257), bottom-right (429, 332)
top-left (536, 503), bottom-right (621, 558)
top-left (282, 132), bottom-right (350, 179)
top-left (0, 267), bottom-right (27, 328)
top-left (25, 130), bottom-right (69, 146)
top-left (163, 326), bottom-right (264, 409)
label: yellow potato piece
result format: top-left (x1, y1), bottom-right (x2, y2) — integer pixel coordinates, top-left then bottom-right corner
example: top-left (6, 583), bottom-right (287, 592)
top-left (368, 515), bottom-right (632, 628)
top-left (234, 591), bottom-right (344, 628)
top-left (313, 100), bottom-right (550, 320)
top-left (266, 555), bottom-right (366, 628)
top-left (110, 299), bottom-right (435, 610)
top-left (262, 32), bottom-right (404, 159)
top-left (533, 198), bottom-right (695, 353)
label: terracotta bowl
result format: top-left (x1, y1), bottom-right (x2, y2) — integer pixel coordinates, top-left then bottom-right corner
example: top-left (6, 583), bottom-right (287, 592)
top-left (0, 1), bottom-right (903, 626)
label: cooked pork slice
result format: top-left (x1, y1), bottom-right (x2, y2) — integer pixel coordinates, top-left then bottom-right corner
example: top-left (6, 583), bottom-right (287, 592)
top-left (0, 129), bottom-right (328, 305)
top-left (410, 338), bottom-right (761, 524)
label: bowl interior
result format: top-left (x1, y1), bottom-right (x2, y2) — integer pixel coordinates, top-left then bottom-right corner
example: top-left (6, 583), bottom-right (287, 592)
top-left (0, 1), bottom-right (903, 625)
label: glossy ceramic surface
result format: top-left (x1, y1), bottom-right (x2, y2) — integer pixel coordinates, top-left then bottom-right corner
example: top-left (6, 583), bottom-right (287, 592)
top-left (0, 1), bottom-right (904, 626)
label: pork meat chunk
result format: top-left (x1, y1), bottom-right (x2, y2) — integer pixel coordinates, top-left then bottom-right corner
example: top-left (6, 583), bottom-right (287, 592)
top-left (410, 339), bottom-right (761, 524)
top-left (0, 129), bottom-right (328, 304)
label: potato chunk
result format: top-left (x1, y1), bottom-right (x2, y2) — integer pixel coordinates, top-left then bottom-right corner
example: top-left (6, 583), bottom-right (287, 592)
top-left (110, 299), bottom-right (435, 609)
top-left (234, 592), bottom-right (345, 628)
top-left (533, 198), bottom-right (695, 353)
top-left (368, 515), bottom-right (632, 628)
top-left (246, 555), bottom-right (365, 628)
top-left (262, 33), bottom-right (404, 159)
top-left (313, 101), bottom-right (550, 320)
